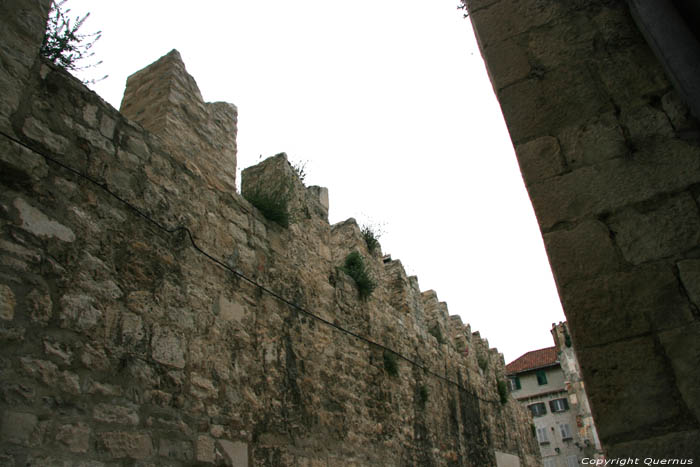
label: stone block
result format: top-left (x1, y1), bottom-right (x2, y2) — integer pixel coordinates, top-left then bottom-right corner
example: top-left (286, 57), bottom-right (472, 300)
top-left (20, 116), bottom-right (71, 156)
top-left (56, 422), bottom-right (90, 453)
top-left (158, 438), bottom-right (193, 461)
top-left (480, 38), bottom-right (530, 90)
top-left (0, 284), bottom-right (15, 321)
top-left (621, 104), bottom-right (675, 143)
top-left (13, 197), bottom-right (75, 242)
top-left (151, 325), bottom-right (186, 369)
top-left (543, 219), bottom-right (620, 287)
top-left (528, 139), bottom-right (700, 230)
top-left (93, 403), bottom-right (140, 426)
top-left (605, 429), bottom-right (700, 459)
top-left (661, 90), bottom-right (696, 133)
top-left (515, 136), bottom-right (564, 186)
top-left (0, 411), bottom-right (38, 446)
top-left (498, 66), bottom-right (613, 145)
top-left (470, 0), bottom-right (566, 49)
top-left (216, 295), bottom-right (246, 323)
top-left (576, 335), bottom-right (686, 442)
top-left (558, 112), bottom-right (627, 169)
top-left (591, 41), bottom-right (670, 110)
top-left (58, 294), bottom-right (101, 333)
top-left (120, 311), bottom-right (146, 347)
top-left (659, 323), bottom-right (700, 424)
top-left (196, 434), bottom-right (216, 464)
top-left (608, 192), bottom-right (700, 265)
top-left (563, 264), bottom-right (693, 348)
top-left (216, 439), bottom-right (248, 467)
top-left (526, 12), bottom-right (596, 71)
top-left (678, 259), bottom-right (700, 308)
top-left (99, 431), bottom-right (153, 459)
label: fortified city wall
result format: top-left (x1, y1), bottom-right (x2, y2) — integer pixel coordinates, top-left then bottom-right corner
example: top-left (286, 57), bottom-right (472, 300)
top-left (465, 0), bottom-right (700, 459)
top-left (0, 2), bottom-right (539, 465)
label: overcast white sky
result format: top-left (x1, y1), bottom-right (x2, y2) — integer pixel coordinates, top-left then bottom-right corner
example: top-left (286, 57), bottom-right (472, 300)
top-left (64, 0), bottom-right (565, 363)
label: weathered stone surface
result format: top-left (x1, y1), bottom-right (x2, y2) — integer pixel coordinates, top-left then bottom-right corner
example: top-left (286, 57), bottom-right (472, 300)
top-left (158, 438), bottom-right (193, 461)
top-left (608, 192), bottom-right (700, 265)
top-left (563, 264), bottom-right (694, 348)
top-left (515, 135), bottom-right (564, 185)
top-left (498, 66), bottom-right (613, 144)
top-left (678, 259), bottom-right (700, 308)
top-left (558, 112), bottom-right (627, 169)
top-left (216, 439), bottom-right (248, 467)
top-left (544, 219), bottom-right (619, 287)
top-left (13, 197), bottom-right (75, 242)
top-left (659, 323), bottom-right (700, 424)
top-left (196, 435), bottom-right (216, 464)
top-left (99, 431), bottom-right (153, 459)
top-left (56, 423), bottom-right (91, 453)
top-left (151, 325), bottom-right (186, 369)
top-left (27, 288), bottom-right (52, 325)
top-left (0, 284), bottom-right (15, 321)
top-left (93, 403), bottom-right (140, 426)
top-left (526, 11), bottom-right (596, 71)
top-left (576, 336), bottom-right (689, 443)
top-left (0, 411), bottom-right (38, 446)
top-left (480, 38), bottom-right (530, 90)
top-left (469, 0), bottom-right (566, 49)
top-left (528, 139), bottom-right (700, 231)
top-left (0, 0), bottom-right (51, 129)
top-left (606, 430), bottom-right (700, 459)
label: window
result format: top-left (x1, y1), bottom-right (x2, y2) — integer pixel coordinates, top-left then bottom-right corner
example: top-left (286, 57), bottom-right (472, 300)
top-left (536, 370), bottom-right (548, 385)
top-left (550, 398), bottom-right (569, 413)
top-left (544, 458), bottom-right (557, 467)
top-left (567, 455), bottom-right (579, 467)
top-left (528, 402), bottom-right (547, 417)
top-left (536, 426), bottom-right (549, 444)
top-left (508, 376), bottom-right (521, 391)
top-left (560, 423), bottom-right (573, 440)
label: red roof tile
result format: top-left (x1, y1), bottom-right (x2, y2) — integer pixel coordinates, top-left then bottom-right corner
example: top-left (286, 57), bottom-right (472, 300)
top-left (506, 346), bottom-right (558, 374)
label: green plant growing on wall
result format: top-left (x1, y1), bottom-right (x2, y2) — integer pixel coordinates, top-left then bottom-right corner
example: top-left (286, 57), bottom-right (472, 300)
top-left (290, 159), bottom-right (308, 184)
top-left (497, 380), bottom-right (508, 404)
top-left (418, 385), bottom-right (429, 408)
top-left (340, 251), bottom-right (376, 299)
top-left (361, 224), bottom-right (382, 255)
top-left (244, 184), bottom-right (292, 228)
top-left (41, 0), bottom-right (105, 83)
top-left (383, 350), bottom-right (399, 377)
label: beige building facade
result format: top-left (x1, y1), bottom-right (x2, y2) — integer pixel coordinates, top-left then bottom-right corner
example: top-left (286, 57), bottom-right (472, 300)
top-left (507, 324), bottom-right (603, 467)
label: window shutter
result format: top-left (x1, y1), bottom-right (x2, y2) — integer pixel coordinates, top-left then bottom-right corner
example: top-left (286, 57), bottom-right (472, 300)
top-left (560, 423), bottom-right (572, 439)
top-left (536, 370), bottom-right (548, 385)
top-left (515, 376), bottom-right (521, 389)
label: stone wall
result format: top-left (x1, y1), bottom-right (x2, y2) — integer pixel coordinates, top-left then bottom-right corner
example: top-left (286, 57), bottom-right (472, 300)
top-left (466, 0), bottom-right (700, 458)
top-left (0, 3), bottom-right (540, 465)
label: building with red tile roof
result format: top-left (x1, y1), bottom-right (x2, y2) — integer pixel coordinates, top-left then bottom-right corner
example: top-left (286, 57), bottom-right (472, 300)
top-left (506, 324), bottom-right (603, 467)
top-left (506, 346), bottom-right (558, 375)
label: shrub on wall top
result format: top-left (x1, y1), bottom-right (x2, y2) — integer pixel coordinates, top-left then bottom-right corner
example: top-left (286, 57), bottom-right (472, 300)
top-left (340, 251), bottom-right (376, 299)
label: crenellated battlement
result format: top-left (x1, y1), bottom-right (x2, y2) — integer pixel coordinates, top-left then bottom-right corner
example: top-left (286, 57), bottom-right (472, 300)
top-left (0, 3), bottom-right (538, 465)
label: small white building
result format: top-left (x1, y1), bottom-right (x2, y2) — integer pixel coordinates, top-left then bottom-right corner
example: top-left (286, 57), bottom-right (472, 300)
top-left (506, 323), bottom-right (603, 467)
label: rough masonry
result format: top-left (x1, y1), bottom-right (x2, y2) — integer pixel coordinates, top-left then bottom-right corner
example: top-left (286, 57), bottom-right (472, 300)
top-left (466, 0), bottom-right (700, 459)
top-left (0, 2), bottom-right (539, 465)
